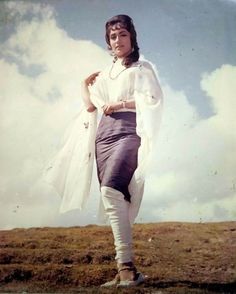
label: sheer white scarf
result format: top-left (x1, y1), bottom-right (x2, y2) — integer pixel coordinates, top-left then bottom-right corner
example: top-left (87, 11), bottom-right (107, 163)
top-left (43, 60), bottom-right (163, 224)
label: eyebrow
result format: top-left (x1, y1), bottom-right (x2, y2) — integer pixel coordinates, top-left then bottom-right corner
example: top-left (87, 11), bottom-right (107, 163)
top-left (110, 29), bottom-right (128, 36)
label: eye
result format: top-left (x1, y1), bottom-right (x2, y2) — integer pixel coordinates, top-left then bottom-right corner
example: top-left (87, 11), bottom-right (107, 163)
top-left (110, 34), bottom-right (117, 40)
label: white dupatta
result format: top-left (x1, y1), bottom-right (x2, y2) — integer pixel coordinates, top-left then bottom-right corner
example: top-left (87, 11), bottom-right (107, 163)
top-left (43, 108), bottom-right (97, 213)
top-left (43, 60), bottom-right (163, 224)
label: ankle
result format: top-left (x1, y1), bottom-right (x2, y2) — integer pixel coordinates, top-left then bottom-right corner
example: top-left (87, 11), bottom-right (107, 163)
top-left (118, 261), bottom-right (134, 270)
top-left (117, 262), bottom-right (136, 282)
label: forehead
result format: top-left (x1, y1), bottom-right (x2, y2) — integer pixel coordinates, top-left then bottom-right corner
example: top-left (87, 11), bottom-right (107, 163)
top-left (109, 23), bottom-right (129, 35)
top-left (110, 28), bottom-right (129, 36)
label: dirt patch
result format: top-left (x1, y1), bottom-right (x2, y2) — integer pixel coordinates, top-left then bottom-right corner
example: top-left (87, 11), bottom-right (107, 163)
top-left (0, 222), bottom-right (235, 293)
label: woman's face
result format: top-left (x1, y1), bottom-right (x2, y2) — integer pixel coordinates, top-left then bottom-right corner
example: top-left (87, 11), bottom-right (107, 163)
top-left (109, 25), bottom-right (132, 59)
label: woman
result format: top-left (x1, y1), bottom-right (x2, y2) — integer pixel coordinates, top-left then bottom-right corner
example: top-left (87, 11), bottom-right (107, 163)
top-left (81, 15), bottom-right (163, 287)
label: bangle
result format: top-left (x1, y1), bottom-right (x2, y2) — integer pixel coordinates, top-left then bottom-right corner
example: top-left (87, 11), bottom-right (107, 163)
top-left (122, 100), bottom-right (126, 108)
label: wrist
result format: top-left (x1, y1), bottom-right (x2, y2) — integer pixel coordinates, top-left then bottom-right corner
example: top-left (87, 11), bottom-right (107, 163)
top-left (115, 102), bottom-right (123, 110)
top-left (86, 104), bottom-right (96, 112)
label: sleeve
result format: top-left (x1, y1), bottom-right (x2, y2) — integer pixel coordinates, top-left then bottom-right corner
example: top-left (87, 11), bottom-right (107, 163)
top-left (132, 61), bottom-right (164, 180)
top-left (88, 71), bottom-right (107, 110)
top-left (133, 61), bottom-right (163, 140)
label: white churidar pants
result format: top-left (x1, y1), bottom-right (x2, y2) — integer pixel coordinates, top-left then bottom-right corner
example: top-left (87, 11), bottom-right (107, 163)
top-left (101, 186), bottom-right (133, 263)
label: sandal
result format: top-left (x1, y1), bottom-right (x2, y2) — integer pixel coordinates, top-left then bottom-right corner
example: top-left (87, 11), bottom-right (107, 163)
top-left (100, 273), bottom-right (120, 288)
top-left (116, 263), bottom-right (145, 288)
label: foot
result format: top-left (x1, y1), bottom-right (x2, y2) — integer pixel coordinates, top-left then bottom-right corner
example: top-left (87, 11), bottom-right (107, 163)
top-left (116, 262), bottom-right (145, 288)
top-left (100, 273), bottom-right (120, 288)
top-left (117, 272), bottom-right (145, 288)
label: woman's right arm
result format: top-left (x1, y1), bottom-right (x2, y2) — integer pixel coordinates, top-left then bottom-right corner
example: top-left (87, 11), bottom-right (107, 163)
top-left (81, 72), bottom-right (100, 112)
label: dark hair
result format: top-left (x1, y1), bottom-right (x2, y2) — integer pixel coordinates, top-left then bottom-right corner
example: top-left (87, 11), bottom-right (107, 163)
top-left (105, 15), bottom-right (139, 67)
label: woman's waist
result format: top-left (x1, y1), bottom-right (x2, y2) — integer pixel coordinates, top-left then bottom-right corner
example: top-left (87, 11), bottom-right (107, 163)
top-left (114, 109), bottom-right (136, 113)
top-left (100, 111), bottom-right (137, 122)
top-left (96, 112), bottom-right (138, 139)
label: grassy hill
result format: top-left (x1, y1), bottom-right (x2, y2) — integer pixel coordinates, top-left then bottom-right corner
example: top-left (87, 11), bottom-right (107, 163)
top-left (0, 222), bottom-right (236, 293)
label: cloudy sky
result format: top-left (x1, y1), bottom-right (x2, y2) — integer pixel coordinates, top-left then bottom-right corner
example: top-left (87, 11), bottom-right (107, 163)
top-left (0, 0), bottom-right (236, 229)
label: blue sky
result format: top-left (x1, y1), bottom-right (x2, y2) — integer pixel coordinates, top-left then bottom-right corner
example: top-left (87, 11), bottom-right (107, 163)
top-left (0, 0), bottom-right (236, 229)
top-left (51, 0), bottom-right (236, 116)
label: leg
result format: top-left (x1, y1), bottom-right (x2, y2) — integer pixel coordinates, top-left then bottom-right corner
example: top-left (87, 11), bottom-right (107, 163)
top-left (100, 186), bottom-right (144, 287)
top-left (101, 186), bottom-right (133, 264)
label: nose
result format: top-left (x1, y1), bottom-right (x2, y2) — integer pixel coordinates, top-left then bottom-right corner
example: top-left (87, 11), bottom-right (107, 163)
top-left (115, 35), bottom-right (121, 43)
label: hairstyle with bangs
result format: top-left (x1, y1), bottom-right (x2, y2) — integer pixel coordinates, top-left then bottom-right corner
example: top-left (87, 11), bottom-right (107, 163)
top-left (105, 15), bottom-right (140, 67)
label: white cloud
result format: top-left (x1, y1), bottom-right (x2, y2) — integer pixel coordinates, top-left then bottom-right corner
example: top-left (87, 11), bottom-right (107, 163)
top-left (201, 64), bottom-right (236, 135)
top-left (0, 2), bottom-right (110, 229)
top-left (0, 1), bottom-right (235, 229)
top-left (138, 64), bottom-right (236, 223)
top-left (4, 1), bottom-right (55, 20)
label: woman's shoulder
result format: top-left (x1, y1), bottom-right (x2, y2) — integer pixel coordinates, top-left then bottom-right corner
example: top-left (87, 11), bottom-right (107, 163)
top-left (91, 65), bottom-right (110, 84)
top-left (130, 58), bottom-right (157, 78)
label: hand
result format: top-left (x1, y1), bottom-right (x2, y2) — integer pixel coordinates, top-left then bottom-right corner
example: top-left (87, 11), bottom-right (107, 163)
top-left (102, 102), bottom-right (123, 115)
top-left (84, 72), bottom-right (100, 87)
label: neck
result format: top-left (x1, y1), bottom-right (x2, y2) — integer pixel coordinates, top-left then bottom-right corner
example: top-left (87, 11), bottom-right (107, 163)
top-left (113, 57), bottom-right (125, 68)
top-left (116, 56), bottom-right (125, 63)
top-left (116, 48), bottom-right (133, 63)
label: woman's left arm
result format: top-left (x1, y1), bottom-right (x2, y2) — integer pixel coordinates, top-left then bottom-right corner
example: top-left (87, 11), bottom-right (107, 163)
top-left (102, 99), bottom-right (135, 115)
